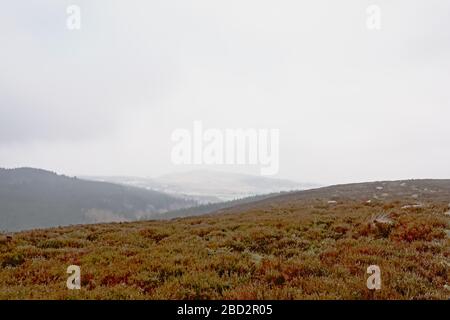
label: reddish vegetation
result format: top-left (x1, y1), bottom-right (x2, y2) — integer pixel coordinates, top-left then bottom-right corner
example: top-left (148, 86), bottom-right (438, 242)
top-left (0, 199), bottom-right (449, 299)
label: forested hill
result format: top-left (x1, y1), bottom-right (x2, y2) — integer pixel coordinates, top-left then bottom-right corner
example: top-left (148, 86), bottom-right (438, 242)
top-left (0, 168), bottom-right (196, 231)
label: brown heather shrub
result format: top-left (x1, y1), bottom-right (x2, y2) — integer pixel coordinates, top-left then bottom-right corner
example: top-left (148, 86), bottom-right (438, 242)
top-left (1, 252), bottom-right (25, 268)
top-left (391, 223), bottom-right (444, 242)
top-left (139, 228), bottom-right (170, 243)
top-left (37, 238), bottom-right (86, 249)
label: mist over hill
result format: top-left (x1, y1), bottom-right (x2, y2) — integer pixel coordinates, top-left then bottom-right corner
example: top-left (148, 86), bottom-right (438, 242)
top-left (85, 170), bottom-right (317, 204)
top-left (0, 168), bottom-right (196, 231)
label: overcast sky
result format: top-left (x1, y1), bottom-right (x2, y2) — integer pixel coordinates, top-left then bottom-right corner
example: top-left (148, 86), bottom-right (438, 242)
top-left (1, 0), bottom-right (450, 185)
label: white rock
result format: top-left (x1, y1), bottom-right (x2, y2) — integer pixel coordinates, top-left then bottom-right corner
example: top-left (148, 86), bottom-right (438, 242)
top-left (402, 204), bottom-right (423, 209)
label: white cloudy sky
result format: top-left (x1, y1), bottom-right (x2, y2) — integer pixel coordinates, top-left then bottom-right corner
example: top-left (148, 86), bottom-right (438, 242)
top-left (1, 0), bottom-right (449, 185)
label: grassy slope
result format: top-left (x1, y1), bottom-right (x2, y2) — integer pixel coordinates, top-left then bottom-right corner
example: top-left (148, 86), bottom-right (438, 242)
top-left (0, 195), bottom-right (449, 299)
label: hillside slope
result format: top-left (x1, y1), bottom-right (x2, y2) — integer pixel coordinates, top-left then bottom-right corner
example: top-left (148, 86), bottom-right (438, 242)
top-left (0, 179), bottom-right (448, 299)
top-left (0, 168), bottom-right (196, 231)
top-left (212, 179), bottom-right (450, 215)
top-left (160, 179), bottom-right (450, 220)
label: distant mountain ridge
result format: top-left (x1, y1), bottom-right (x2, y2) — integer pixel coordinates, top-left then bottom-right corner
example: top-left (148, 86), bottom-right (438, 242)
top-left (0, 168), bottom-right (196, 231)
top-left (86, 170), bottom-right (317, 203)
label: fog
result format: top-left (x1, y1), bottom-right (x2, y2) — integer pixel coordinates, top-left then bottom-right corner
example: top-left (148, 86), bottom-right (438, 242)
top-left (1, 0), bottom-right (450, 184)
